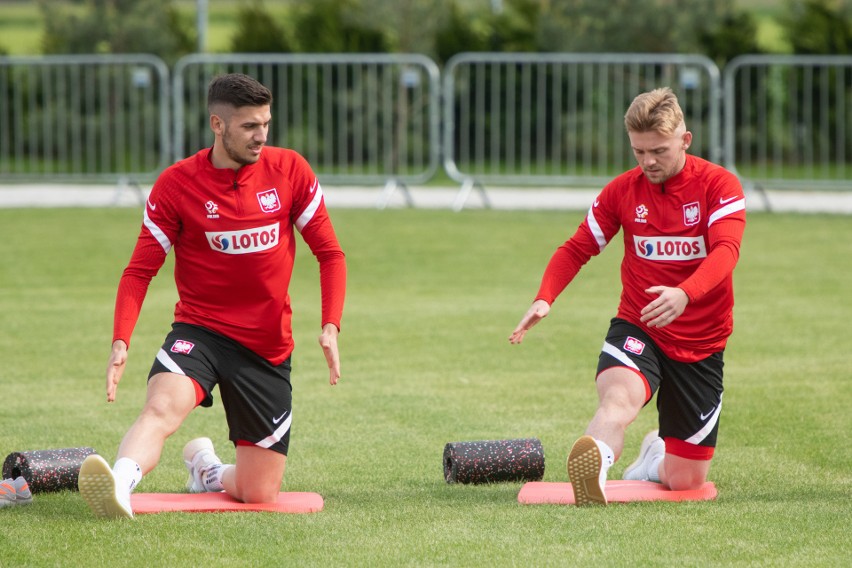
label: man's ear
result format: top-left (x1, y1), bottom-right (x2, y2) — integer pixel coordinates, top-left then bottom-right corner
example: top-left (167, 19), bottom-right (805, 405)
top-left (210, 113), bottom-right (224, 135)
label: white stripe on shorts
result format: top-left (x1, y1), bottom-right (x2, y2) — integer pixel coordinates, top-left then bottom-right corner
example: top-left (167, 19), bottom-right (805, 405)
top-left (686, 394), bottom-right (723, 445)
top-left (601, 341), bottom-right (641, 371)
top-left (155, 348), bottom-right (186, 375)
top-left (257, 411), bottom-right (292, 449)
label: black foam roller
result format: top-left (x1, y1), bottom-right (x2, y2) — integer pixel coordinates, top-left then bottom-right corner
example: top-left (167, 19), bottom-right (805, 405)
top-left (443, 438), bottom-right (545, 484)
top-left (3, 447), bottom-right (98, 493)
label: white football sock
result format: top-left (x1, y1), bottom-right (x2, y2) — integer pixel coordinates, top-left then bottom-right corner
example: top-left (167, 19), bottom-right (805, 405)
top-left (647, 453), bottom-right (664, 483)
top-left (202, 464), bottom-right (233, 492)
top-left (113, 457), bottom-right (142, 493)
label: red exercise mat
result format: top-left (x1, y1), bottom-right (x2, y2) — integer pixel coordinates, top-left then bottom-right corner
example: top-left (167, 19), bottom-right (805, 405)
top-left (518, 480), bottom-right (717, 505)
top-left (130, 491), bottom-right (323, 514)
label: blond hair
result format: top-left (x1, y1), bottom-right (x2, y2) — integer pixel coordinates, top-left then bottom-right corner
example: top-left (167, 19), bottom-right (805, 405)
top-left (624, 87), bottom-right (684, 136)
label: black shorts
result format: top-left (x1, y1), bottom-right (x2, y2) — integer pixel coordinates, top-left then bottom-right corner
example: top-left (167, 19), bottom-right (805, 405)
top-left (597, 318), bottom-right (724, 458)
top-left (148, 323), bottom-right (293, 455)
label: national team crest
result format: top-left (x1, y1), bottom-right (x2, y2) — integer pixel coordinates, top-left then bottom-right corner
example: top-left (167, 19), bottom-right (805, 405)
top-left (170, 340), bottom-right (195, 355)
top-left (257, 188), bottom-right (281, 213)
top-left (205, 200), bottom-right (219, 219)
top-left (624, 336), bottom-right (645, 355)
top-left (683, 201), bottom-right (700, 226)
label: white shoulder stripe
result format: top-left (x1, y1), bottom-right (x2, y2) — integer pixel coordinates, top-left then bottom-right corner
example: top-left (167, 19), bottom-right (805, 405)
top-left (708, 198), bottom-right (745, 227)
top-left (587, 206), bottom-right (608, 252)
top-left (144, 207), bottom-right (172, 254)
top-left (295, 182), bottom-right (324, 233)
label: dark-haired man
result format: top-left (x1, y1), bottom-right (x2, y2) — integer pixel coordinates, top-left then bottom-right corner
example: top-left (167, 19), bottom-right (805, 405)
top-left (80, 73), bottom-right (347, 519)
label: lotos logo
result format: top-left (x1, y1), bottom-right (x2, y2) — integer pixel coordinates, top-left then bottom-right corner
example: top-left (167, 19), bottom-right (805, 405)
top-left (211, 234), bottom-right (229, 250)
top-left (257, 189), bottom-right (280, 213)
top-left (170, 340), bottom-right (195, 355)
top-left (634, 236), bottom-right (707, 261)
top-left (624, 336), bottom-right (645, 355)
top-left (205, 222), bottom-right (280, 255)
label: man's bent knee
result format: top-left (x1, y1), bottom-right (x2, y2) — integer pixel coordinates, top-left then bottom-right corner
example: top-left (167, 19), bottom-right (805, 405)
top-left (663, 454), bottom-right (711, 490)
top-left (231, 445), bottom-right (286, 504)
top-left (666, 470), bottom-right (708, 491)
top-left (236, 482), bottom-right (281, 504)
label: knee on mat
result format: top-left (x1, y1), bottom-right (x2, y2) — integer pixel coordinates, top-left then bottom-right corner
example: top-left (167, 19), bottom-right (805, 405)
top-left (666, 470), bottom-right (707, 491)
top-left (238, 485), bottom-right (280, 504)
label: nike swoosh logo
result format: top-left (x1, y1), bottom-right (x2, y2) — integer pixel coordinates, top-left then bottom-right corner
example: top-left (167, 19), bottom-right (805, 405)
top-left (719, 196), bottom-right (738, 205)
top-left (593, 200), bottom-right (600, 207)
top-left (147, 199), bottom-right (157, 210)
top-left (272, 412), bottom-right (287, 424)
top-left (699, 407), bottom-right (716, 421)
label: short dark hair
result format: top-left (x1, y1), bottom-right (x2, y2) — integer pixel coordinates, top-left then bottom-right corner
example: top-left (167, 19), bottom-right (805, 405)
top-left (207, 73), bottom-right (272, 112)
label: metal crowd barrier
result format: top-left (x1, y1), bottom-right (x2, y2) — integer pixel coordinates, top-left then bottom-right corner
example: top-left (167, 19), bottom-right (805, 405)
top-left (173, 53), bottom-right (441, 207)
top-left (723, 54), bottom-right (852, 192)
top-left (3, 52), bottom-right (852, 210)
top-left (442, 52), bottom-right (721, 209)
top-left (0, 54), bottom-right (170, 183)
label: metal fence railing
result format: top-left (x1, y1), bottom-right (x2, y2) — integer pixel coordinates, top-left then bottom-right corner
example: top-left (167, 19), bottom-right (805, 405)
top-left (0, 54), bottom-right (171, 182)
top-left (723, 54), bottom-right (852, 191)
top-left (173, 53), bottom-right (441, 207)
top-left (442, 52), bottom-right (721, 209)
top-left (3, 52), bottom-right (852, 210)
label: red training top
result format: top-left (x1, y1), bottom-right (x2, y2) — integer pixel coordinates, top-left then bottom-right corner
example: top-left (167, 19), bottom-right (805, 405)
top-left (113, 146), bottom-right (346, 365)
top-left (536, 154), bottom-right (746, 362)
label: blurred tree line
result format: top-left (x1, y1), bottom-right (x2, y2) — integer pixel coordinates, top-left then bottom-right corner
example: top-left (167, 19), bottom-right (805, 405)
top-left (34, 0), bottom-right (852, 67)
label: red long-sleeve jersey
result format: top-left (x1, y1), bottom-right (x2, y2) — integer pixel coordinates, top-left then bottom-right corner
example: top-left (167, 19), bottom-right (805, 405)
top-left (536, 155), bottom-right (746, 362)
top-left (113, 146), bottom-right (346, 365)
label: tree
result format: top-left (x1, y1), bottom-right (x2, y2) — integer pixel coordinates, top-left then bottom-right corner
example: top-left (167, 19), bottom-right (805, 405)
top-left (434, 1), bottom-right (489, 64)
top-left (698, 9), bottom-right (762, 67)
top-left (781, 0), bottom-right (852, 55)
top-left (489, 0), bottom-right (541, 52)
top-left (39, 0), bottom-right (194, 64)
top-left (291, 0), bottom-right (388, 53)
top-left (537, 0), bottom-right (734, 54)
top-left (230, 0), bottom-right (292, 53)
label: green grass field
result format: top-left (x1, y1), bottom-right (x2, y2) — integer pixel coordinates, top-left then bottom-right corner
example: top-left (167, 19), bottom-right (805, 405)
top-left (1, 205), bottom-right (849, 566)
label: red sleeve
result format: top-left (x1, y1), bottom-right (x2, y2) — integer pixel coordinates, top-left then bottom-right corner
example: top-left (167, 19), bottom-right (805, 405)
top-left (678, 213), bottom-right (744, 302)
top-left (535, 185), bottom-right (623, 305)
top-left (112, 235), bottom-right (167, 347)
top-left (302, 205), bottom-right (346, 331)
top-left (290, 157), bottom-right (346, 330)
top-left (535, 225), bottom-right (599, 304)
top-left (112, 181), bottom-right (178, 347)
top-left (678, 170), bottom-right (746, 303)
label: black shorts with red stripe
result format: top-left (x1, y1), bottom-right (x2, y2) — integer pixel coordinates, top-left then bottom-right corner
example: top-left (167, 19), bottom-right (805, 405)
top-left (596, 318), bottom-right (724, 460)
top-left (148, 322), bottom-right (293, 456)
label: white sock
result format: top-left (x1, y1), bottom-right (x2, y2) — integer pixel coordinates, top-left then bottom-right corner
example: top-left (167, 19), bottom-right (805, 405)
top-left (202, 464), bottom-right (233, 492)
top-left (647, 453), bottom-right (664, 483)
top-left (594, 439), bottom-right (615, 487)
top-left (113, 457), bottom-right (142, 494)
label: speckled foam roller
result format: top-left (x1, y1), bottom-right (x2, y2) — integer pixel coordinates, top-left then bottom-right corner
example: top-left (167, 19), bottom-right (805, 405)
top-left (443, 438), bottom-right (545, 484)
top-left (3, 447), bottom-right (97, 493)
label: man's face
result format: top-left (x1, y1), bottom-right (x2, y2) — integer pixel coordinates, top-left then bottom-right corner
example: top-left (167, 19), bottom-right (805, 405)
top-left (628, 125), bottom-right (692, 184)
top-left (211, 105), bottom-right (271, 168)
